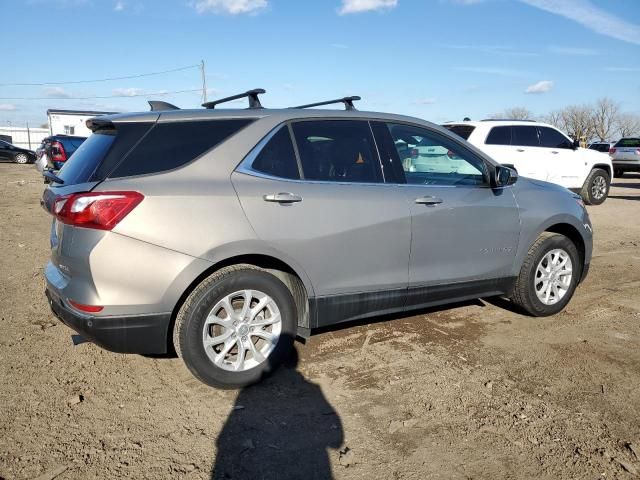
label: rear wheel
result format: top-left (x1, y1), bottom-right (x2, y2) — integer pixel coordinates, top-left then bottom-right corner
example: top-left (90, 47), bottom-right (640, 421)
top-left (510, 233), bottom-right (581, 316)
top-left (173, 265), bottom-right (297, 389)
top-left (581, 168), bottom-right (610, 205)
top-left (14, 153), bottom-right (29, 164)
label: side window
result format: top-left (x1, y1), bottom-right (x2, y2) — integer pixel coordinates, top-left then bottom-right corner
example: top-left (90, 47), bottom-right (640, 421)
top-left (251, 127), bottom-right (300, 179)
top-left (110, 119), bottom-right (253, 178)
top-left (291, 120), bottom-right (382, 183)
top-left (386, 123), bottom-right (487, 186)
top-left (511, 126), bottom-right (539, 147)
top-left (538, 127), bottom-right (572, 149)
top-left (485, 126), bottom-right (511, 145)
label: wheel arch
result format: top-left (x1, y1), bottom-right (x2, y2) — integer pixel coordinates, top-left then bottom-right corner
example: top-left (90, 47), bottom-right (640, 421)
top-left (592, 163), bottom-right (612, 178)
top-left (543, 223), bottom-right (586, 277)
top-left (167, 252), bottom-right (313, 352)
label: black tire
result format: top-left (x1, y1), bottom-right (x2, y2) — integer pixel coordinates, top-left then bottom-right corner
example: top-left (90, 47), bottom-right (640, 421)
top-left (614, 168), bottom-right (624, 178)
top-left (510, 233), bottom-right (581, 317)
top-left (580, 168), bottom-right (610, 205)
top-left (173, 265), bottom-right (297, 389)
top-left (14, 153), bottom-right (29, 164)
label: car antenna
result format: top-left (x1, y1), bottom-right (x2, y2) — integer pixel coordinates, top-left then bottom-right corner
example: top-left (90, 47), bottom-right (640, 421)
top-left (291, 96), bottom-right (361, 111)
top-left (148, 101), bottom-right (180, 111)
top-left (202, 89), bottom-right (266, 109)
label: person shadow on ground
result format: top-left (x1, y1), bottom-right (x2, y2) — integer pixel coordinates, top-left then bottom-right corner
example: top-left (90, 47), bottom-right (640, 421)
top-left (211, 340), bottom-right (344, 480)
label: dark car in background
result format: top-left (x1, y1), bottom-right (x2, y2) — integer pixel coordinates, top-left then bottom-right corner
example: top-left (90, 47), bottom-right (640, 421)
top-left (0, 139), bottom-right (36, 164)
top-left (588, 142), bottom-right (614, 154)
top-left (39, 135), bottom-right (86, 170)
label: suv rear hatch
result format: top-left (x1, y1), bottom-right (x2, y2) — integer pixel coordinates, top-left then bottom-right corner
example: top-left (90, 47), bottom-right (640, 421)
top-left (441, 124), bottom-right (476, 140)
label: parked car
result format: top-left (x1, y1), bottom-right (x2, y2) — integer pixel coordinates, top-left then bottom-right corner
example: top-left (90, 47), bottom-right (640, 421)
top-left (0, 139), bottom-right (36, 164)
top-left (39, 135), bottom-right (86, 170)
top-left (610, 137), bottom-right (640, 177)
top-left (42, 92), bottom-right (593, 389)
top-left (443, 120), bottom-right (613, 205)
top-left (588, 141), bottom-right (614, 153)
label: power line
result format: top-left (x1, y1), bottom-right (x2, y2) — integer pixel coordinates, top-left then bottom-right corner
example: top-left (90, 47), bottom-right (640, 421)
top-left (0, 64), bottom-right (200, 87)
top-left (0, 88), bottom-right (203, 100)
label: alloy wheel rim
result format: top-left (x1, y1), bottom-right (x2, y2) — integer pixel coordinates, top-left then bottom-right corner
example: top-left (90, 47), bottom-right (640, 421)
top-left (15, 154), bottom-right (27, 164)
top-left (534, 249), bottom-right (573, 306)
top-left (591, 176), bottom-right (607, 199)
top-left (202, 289), bottom-right (282, 372)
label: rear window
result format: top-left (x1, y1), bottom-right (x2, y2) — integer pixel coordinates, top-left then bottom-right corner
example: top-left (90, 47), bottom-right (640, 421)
top-left (55, 132), bottom-right (116, 185)
top-left (511, 126), bottom-right (539, 147)
top-left (251, 127), bottom-right (300, 179)
top-left (615, 138), bottom-right (640, 148)
top-left (110, 119), bottom-right (253, 178)
top-left (442, 124), bottom-right (475, 140)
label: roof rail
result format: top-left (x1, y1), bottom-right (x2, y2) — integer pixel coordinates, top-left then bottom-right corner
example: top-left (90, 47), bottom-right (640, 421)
top-left (148, 100), bottom-right (180, 111)
top-left (480, 118), bottom-right (536, 122)
top-left (202, 88), bottom-right (265, 110)
top-left (291, 96), bottom-right (361, 111)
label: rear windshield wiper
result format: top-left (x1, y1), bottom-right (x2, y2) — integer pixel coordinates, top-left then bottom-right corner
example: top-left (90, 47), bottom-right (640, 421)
top-left (43, 170), bottom-right (64, 185)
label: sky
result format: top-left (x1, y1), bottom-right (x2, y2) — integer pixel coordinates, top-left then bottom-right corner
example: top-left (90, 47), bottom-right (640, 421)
top-left (1, 0), bottom-right (639, 127)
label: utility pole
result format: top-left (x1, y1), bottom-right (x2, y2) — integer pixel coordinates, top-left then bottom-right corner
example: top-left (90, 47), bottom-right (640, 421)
top-left (26, 121), bottom-right (31, 149)
top-left (200, 60), bottom-right (207, 104)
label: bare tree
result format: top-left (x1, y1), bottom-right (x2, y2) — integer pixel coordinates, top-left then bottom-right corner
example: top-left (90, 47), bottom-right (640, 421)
top-left (542, 110), bottom-right (566, 131)
top-left (616, 113), bottom-right (640, 138)
top-left (488, 106), bottom-right (534, 120)
top-left (559, 105), bottom-right (595, 142)
top-left (592, 97), bottom-right (620, 141)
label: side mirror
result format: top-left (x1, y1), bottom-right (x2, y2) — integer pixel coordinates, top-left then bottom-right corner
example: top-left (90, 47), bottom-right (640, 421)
top-left (494, 165), bottom-right (518, 187)
top-left (572, 139), bottom-right (580, 150)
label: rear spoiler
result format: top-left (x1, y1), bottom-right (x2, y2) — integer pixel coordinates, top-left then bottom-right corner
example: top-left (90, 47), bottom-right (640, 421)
top-left (86, 117), bottom-right (115, 132)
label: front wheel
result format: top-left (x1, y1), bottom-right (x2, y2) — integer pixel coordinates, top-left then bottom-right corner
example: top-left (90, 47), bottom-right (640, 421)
top-left (581, 168), bottom-right (610, 205)
top-left (14, 153), bottom-right (29, 164)
top-left (510, 233), bottom-right (581, 316)
top-left (173, 265), bottom-right (297, 389)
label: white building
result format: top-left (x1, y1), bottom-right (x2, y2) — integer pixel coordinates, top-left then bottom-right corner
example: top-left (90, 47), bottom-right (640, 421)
top-left (0, 126), bottom-right (49, 151)
top-left (47, 109), bottom-right (117, 137)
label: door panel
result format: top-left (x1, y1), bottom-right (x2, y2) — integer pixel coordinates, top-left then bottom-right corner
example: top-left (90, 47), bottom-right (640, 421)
top-left (232, 172), bottom-right (410, 296)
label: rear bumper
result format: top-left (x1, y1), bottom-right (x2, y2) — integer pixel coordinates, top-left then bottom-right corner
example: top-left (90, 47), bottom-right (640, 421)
top-left (613, 159), bottom-right (640, 171)
top-left (45, 289), bottom-right (171, 354)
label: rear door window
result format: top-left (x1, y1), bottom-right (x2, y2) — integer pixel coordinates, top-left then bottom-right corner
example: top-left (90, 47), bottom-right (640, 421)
top-left (251, 127), bottom-right (300, 179)
top-left (538, 127), bottom-right (572, 148)
top-left (485, 126), bottom-right (511, 145)
top-left (291, 120), bottom-right (382, 183)
top-left (109, 119), bottom-right (254, 178)
top-left (511, 126), bottom-right (539, 147)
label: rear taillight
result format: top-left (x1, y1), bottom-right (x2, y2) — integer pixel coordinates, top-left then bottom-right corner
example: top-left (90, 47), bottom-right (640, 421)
top-left (411, 148), bottom-right (419, 158)
top-left (53, 191), bottom-right (143, 231)
top-left (636, 149), bottom-right (640, 155)
top-left (51, 141), bottom-right (67, 162)
top-left (68, 300), bottom-right (104, 313)
top-left (609, 147), bottom-right (616, 155)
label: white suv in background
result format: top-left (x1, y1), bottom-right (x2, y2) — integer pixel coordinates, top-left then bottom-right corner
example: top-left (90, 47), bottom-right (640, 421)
top-left (443, 120), bottom-right (613, 205)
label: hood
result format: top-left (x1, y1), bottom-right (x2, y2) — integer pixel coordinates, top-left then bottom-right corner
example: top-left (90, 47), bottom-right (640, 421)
top-left (517, 176), bottom-right (575, 195)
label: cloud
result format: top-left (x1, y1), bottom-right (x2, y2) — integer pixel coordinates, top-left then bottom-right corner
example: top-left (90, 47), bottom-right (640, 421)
top-left (114, 1), bottom-right (124, 11)
top-left (519, 0), bottom-right (640, 45)
top-left (112, 87), bottom-right (146, 97)
top-left (330, 43), bottom-right (349, 49)
top-left (338, 0), bottom-right (398, 15)
top-left (549, 45), bottom-right (599, 55)
top-left (525, 80), bottom-right (553, 94)
top-left (0, 104), bottom-right (17, 111)
top-left (43, 87), bottom-right (72, 98)
top-left (193, 0), bottom-right (267, 15)
top-left (415, 98), bottom-right (437, 105)
top-left (456, 66), bottom-right (530, 77)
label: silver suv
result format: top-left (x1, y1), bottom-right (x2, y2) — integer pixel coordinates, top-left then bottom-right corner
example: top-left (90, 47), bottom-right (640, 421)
top-left (42, 91), bottom-right (593, 388)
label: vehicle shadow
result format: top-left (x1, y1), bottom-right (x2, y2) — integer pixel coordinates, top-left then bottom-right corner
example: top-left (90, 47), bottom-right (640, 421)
top-left (211, 340), bottom-right (344, 480)
top-left (612, 174), bottom-right (640, 189)
top-left (607, 195), bottom-right (640, 201)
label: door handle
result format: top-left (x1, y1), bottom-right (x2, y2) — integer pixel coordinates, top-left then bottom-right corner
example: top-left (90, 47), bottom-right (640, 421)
top-left (551, 151), bottom-right (559, 154)
top-left (263, 192), bottom-right (302, 203)
top-left (415, 196), bottom-right (443, 205)
top-left (516, 149), bottom-right (525, 152)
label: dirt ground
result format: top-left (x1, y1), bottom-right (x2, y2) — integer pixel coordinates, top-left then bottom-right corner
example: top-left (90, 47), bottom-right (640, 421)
top-left (1, 163), bottom-right (639, 480)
